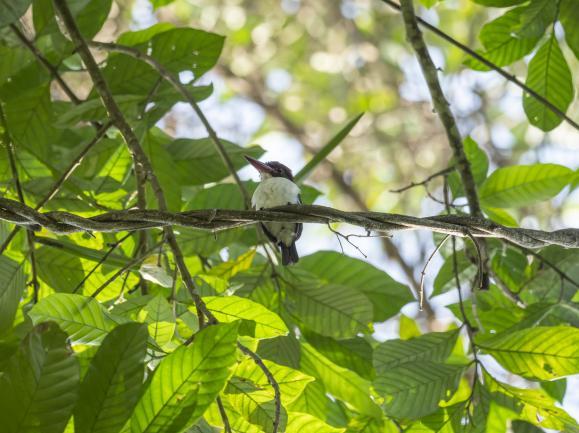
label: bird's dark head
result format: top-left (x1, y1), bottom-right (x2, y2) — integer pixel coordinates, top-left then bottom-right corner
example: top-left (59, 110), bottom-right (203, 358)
top-left (245, 156), bottom-right (294, 181)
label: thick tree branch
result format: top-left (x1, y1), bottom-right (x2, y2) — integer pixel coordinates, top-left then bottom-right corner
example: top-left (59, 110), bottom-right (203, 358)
top-left (381, 0), bottom-right (579, 132)
top-left (1, 198), bottom-right (577, 249)
top-left (399, 0), bottom-right (481, 216)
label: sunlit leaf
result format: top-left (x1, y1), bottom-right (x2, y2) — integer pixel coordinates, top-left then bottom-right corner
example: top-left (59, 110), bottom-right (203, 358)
top-left (479, 164), bottom-right (573, 208)
top-left (203, 295), bottom-right (288, 339)
top-left (29, 293), bottom-right (120, 345)
top-left (130, 322), bottom-right (239, 433)
top-left (0, 256), bottom-right (25, 334)
top-left (523, 35), bottom-right (574, 131)
top-left (478, 326), bottom-right (579, 380)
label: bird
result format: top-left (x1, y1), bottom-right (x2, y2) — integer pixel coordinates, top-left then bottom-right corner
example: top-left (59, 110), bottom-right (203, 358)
top-left (245, 155), bottom-right (302, 265)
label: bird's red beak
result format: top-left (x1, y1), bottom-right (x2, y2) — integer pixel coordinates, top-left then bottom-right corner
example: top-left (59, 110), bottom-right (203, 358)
top-left (245, 155), bottom-right (274, 174)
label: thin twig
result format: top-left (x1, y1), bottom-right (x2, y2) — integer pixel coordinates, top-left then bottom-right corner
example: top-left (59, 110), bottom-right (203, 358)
top-left (216, 397), bottom-right (232, 433)
top-left (327, 223), bottom-right (368, 258)
top-left (72, 232), bottom-right (134, 294)
top-left (90, 240), bottom-right (163, 298)
top-left (390, 166), bottom-right (455, 193)
top-left (237, 343), bottom-right (281, 433)
top-left (420, 234), bottom-right (450, 311)
top-left (380, 0), bottom-right (579, 132)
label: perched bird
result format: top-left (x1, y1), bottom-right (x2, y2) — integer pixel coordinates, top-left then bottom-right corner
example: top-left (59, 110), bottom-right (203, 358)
top-left (245, 155), bottom-right (302, 265)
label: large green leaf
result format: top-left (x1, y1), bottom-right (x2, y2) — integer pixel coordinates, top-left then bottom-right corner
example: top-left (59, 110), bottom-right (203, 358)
top-left (373, 330), bottom-right (459, 374)
top-left (150, 28), bottom-right (224, 77)
top-left (513, 0), bottom-right (557, 38)
top-left (560, 0), bottom-right (579, 59)
top-left (203, 296), bottom-right (288, 339)
top-left (373, 361), bottom-right (465, 419)
top-left (303, 331), bottom-right (374, 380)
top-left (0, 0), bottom-right (32, 28)
top-left (523, 247), bottom-right (579, 302)
top-left (478, 326), bottom-right (579, 380)
top-left (75, 323), bottom-right (148, 433)
top-left (285, 412), bottom-right (345, 433)
top-left (300, 342), bottom-right (381, 418)
top-left (465, 7), bottom-right (540, 71)
top-left (0, 323), bottom-right (80, 433)
top-left (130, 322), bottom-right (239, 433)
top-left (29, 293), bottom-right (119, 345)
top-left (432, 253), bottom-right (476, 297)
top-left (448, 136), bottom-right (489, 198)
top-left (3, 84), bottom-right (56, 159)
top-left (485, 373), bottom-right (579, 432)
top-left (479, 164), bottom-right (573, 208)
top-left (0, 256), bottom-right (25, 334)
top-left (523, 35), bottom-right (574, 131)
top-left (286, 281), bottom-right (373, 338)
top-left (297, 251), bottom-right (413, 322)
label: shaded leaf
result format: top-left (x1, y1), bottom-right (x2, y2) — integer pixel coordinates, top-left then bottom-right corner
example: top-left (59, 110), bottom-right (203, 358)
top-left (560, 0), bottom-right (579, 59)
top-left (0, 256), bottom-right (25, 334)
top-left (513, 0), bottom-right (557, 39)
top-left (0, 323), bottom-right (80, 433)
top-left (75, 323), bottom-right (148, 433)
top-left (0, 0), bottom-right (32, 28)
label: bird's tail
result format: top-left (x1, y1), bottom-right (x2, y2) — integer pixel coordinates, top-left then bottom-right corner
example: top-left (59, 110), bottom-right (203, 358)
top-left (281, 242), bottom-right (299, 265)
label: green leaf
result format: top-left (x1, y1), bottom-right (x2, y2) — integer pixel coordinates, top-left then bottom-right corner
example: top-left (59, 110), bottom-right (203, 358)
top-left (233, 358), bottom-right (314, 406)
top-left (287, 381), bottom-right (329, 421)
top-left (478, 326), bottom-right (579, 380)
top-left (300, 342), bottom-right (382, 418)
top-left (373, 330), bottom-right (459, 374)
top-left (75, 0), bottom-right (113, 39)
top-left (286, 280), bottom-right (373, 338)
top-left (297, 251), bottom-right (413, 322)
top-left (482, 206), bottom-right (518, 227)
top-left (485, 373), bottom-right (579, 432)
top-left (139, 295), bottom-right (175, 348)
top-left (303, 331), bottom-right (374, 380)
top-left (560, 0), bottom-right (579, 59)
top-left (513, 0), bottom-right (557, 38)
top-left (35, 245), bottom-right (86, 292)
top-left (75, 323), bottom-right (148, 433)
top-left (448, 136), bottom-right (489, 197)
top-left (130, 322), bottom-right (239, 433)
top-left (29, 293), bottom-right (119, 345)
top-left (294, 113), bottom-right (364, 182)
top-left (150, 0), bottom-right (176, 9)
top-left (286, 412), bottom-right (345, 433)
top-left (523, 247), bottom-right (579, 302)
top-left (151, 28), bottom-right (224, 77)
top-left (432, 253), bottom-right (476, 297)
top-left (523, 35), bottom-right (574, 131)
top-left (0, 256), bottom-right (25, 334)
top-left (203, 296), bottom-right (288, 339)
top-left (479, 164), bottom-right (573, 208)
top-left (56, 95), bottom-right (143, 126)
top-left (0, 0), bottom-right (32, 28)
top-left (373, 361), bottom-right (465, 419)
top-left (0, 323), bottom-right (80, 433)
top-left (168, 138), bottom-right (264, 186)
top-left (3, 84), bottom-right (56, 160)
top-left (465, 7), bottom-right (540, 70)
top-left (471, 0), bottom-right (526, 5)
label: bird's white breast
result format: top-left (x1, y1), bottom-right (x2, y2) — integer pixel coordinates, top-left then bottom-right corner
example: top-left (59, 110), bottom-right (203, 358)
top-left (252, 177), bottom-right (300, 209)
